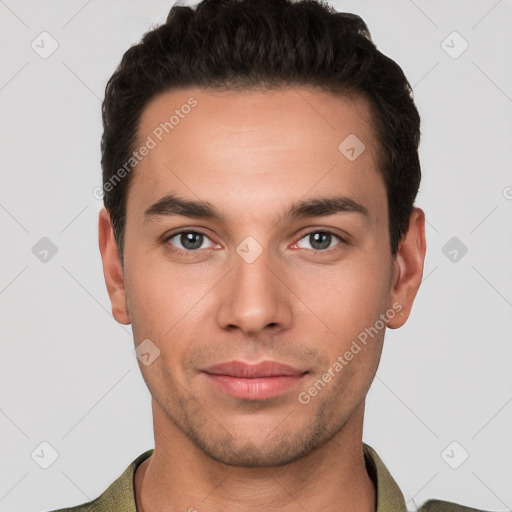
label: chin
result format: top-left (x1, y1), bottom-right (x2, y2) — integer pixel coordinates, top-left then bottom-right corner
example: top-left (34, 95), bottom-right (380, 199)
top-left (196, 437), bottom-right (314, 467)
top-left (182, 414), bottom-right (334, 468)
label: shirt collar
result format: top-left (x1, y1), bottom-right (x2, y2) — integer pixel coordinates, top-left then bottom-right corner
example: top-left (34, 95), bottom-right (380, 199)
top-left (363, 442), bottom-right (408, 512)
top-left (104, 443), bottom-right (406, 511)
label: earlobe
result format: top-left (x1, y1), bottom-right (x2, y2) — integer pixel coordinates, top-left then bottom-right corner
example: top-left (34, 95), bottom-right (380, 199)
top-left (98, 208), bottom-right (131, 325)
top-left (387, 207), bottom-right (426, 329)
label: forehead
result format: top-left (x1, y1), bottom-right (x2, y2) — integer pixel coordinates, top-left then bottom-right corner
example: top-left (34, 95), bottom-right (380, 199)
top-left (128, 86), bottom-right (384, 219)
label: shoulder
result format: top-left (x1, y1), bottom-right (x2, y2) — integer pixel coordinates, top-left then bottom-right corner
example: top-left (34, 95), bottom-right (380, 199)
top-left (44, 498), bottom-right (102, 512)
top-left (43, 483), bottom-right (124, 512)
top-left (418, 498), bottom-right (499, 512)
top-left (43, 449), bottom-right (154, 512)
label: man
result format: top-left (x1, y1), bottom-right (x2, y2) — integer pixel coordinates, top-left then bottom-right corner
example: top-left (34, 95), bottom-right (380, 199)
top-left (48, 0), bottom-right (495, 510)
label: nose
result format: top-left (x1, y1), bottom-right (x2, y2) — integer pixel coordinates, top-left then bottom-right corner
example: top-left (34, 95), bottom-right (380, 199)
top-left (216, 245), bottom-right (293, 336)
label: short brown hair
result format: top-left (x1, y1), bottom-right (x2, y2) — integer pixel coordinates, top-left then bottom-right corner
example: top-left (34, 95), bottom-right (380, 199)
top-left (101, 0), bottom-right (421, 262)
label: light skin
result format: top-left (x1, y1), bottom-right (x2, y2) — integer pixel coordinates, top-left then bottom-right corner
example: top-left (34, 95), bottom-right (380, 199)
top-left (99, 86), bottom-right (426, 512)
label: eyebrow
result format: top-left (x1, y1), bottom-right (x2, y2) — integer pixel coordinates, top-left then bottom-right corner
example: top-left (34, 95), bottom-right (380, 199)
top-left (143, 193), bottom-right (369, 223)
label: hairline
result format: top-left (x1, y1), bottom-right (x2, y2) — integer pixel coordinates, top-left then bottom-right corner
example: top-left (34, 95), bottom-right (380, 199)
top-left (112, 84), bottom-right (393, 264)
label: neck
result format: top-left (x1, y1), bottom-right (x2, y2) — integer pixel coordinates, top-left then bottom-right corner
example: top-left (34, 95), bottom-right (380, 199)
top-left (135, 400), bottom-right (376, 512)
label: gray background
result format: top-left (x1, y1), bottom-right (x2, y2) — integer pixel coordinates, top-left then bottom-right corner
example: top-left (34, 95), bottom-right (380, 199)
top-left (1, 0), bottom-right (511, 511)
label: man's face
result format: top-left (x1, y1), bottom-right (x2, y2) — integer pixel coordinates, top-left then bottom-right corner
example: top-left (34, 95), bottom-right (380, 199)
top-left (120, 86), bottom-right (397, 466)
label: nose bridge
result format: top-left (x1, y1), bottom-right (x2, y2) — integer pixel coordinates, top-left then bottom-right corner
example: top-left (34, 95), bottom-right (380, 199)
top-left (216, 238), bottom-right (292, 334)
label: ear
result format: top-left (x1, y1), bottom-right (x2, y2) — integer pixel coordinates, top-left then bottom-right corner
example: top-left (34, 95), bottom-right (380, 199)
top-left (98, 208), bottom-right (131, 325)
top-left (387, 207), bottom-right (426, 329)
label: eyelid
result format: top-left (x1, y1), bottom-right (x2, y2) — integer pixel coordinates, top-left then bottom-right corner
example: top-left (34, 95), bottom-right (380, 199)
top-left (291, 229), bottom-right (346, 252)
top-left (164, 228), bottom-right (220, 252)
top-left (162, 227), bottom-right (349, 254)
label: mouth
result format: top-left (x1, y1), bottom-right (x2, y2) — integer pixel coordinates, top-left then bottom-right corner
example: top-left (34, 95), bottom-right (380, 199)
top-left (201, 360), bottom-right (308, 401)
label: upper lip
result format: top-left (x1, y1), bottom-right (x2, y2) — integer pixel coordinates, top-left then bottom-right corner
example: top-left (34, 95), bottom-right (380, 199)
top-left (202, 360), bottom-right (306, 378)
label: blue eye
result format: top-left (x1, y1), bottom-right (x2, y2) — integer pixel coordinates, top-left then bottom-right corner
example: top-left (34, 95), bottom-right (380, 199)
top-left (167, 231), bottom-right (216, 251)
top-left (164, 229), bottom-right (345, 255)
top-left (296, 231), bottom-right (342, 251)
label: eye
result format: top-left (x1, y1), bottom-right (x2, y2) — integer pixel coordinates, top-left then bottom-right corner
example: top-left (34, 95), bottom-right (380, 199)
top-left (166, 231), bottom-right (217, 251)
top-left (295, 231), bottom-right (343, 251)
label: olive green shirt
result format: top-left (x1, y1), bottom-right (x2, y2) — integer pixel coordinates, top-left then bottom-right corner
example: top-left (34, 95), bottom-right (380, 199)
top-left (47, 443), bottom-right (493, 512)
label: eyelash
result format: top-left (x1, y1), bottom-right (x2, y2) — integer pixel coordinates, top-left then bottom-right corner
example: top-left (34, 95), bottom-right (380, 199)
top-left (163, 229), bottom-right (346, 256)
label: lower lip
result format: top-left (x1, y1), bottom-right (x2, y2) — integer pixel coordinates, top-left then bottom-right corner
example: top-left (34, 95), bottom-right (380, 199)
top-left (203, 373), bottom-right (306, 400)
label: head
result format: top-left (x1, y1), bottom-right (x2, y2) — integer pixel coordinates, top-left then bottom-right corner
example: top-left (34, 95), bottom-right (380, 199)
top-left (99, 0), bottom-right (425, 467)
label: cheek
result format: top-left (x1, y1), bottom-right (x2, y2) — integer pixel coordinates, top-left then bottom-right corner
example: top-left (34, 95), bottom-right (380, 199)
top-left (293, 255), bottom-right (392, 328)
top-left (124, 260), bottom-right (213, 343)
top-left (123, 257), bottom-right (171, 340)
top-left (289, 255), bottom-right (392, 388)
top-left (125, 271), bottom-right (193, 388)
